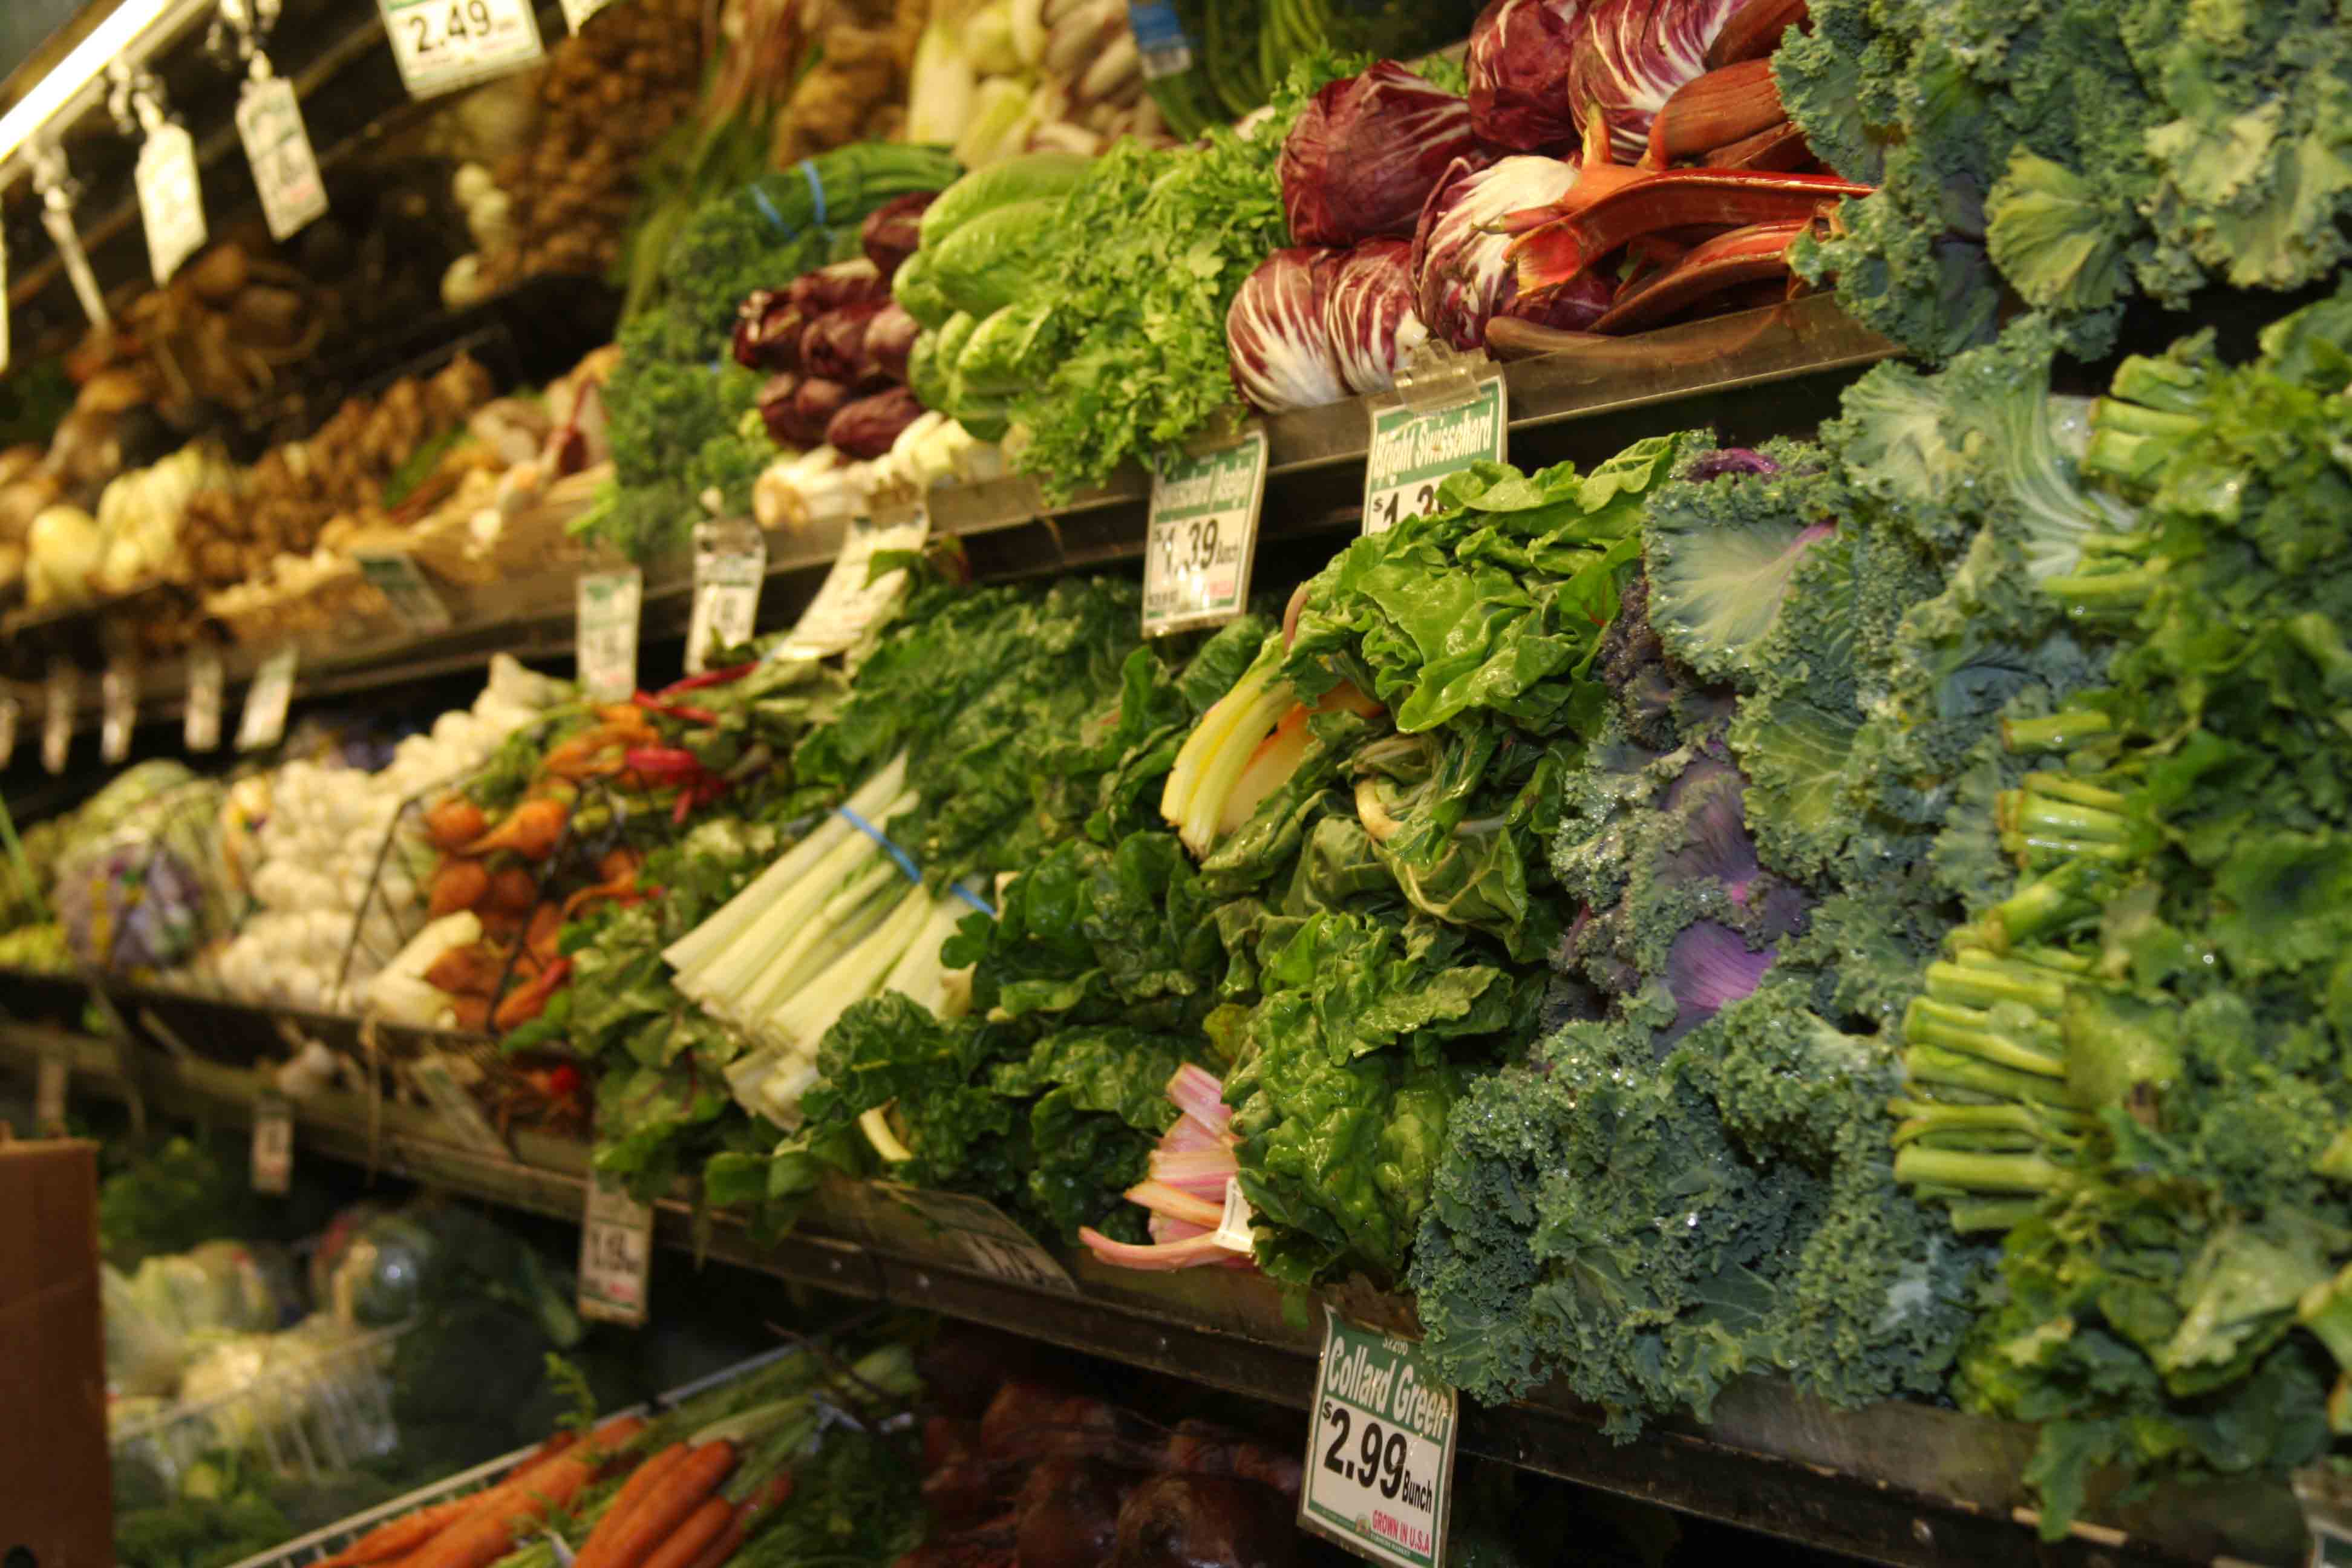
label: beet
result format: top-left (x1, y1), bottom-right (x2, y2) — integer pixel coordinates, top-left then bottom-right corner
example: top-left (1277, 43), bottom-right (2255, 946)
top-left (925, 1416), bottom-right (982, 1474)
top-left (863, 191), bottom-right (937, 277)
top-left (825, 385), bottom-right (924, 459)
top-left (1163, 1422), bottom-right (1304, 1498)
top-left (981, 1382), bottom-right (1079, 1458)
top-left (732, 289), bottom-right (805, 373)
top-left (760, 374), bottom-right (849, 448)
top-left (1110, 1474), bottom-right (1299, 1568)
top-left (924, 1455), bottom-right (1022, 1529)
top-left (866, 303), bottom-right (922, 384)
top-left (802, 302), bottom-right (888, 385)
top-left (756, 373), bottom-right (802, 445)
top-left (1014, 1458), bottom-right (1143, 1568)
top-left (789, 258), bottom-right (892, 314)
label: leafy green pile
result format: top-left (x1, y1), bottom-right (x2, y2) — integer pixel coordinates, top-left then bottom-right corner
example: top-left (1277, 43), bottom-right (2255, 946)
top-left (1145, 448), bottom-right (1687, 1285)
top-left (1866, 286), bottom-right (2352, 1535)
top-left (1002, 57), bottom-right (1349, 498)
top-left (586, 143), bottom-right (962, 558)
top-left (1776, 0), bottom-right (2352, 362)
top-left (755, 617), bottom-right (1267, 1244)
top-left (1412, 317), bottom-right (2149, 1431)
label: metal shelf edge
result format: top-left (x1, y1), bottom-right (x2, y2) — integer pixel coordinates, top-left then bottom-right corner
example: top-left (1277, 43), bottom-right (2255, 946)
top-left (0, 1010), bottom-right (2299, 1568)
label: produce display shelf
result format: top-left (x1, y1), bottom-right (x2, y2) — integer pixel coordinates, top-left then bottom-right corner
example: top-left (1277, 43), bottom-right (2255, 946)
top-left (0, 985), bottom-right (2298, 1568)
top-left (2, 294), bottom-right (1894, 733)
top-left (1, 0), bottom-right (578, 344)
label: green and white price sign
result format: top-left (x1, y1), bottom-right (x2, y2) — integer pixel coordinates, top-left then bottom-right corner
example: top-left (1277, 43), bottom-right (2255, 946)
top-left (1143, 425), bottom-right (1267, 637)
top-left (1298, 1308), bottom-right (1458, 1568)
top-left (1361, 374), bottom-right (1506, 536)
top-left (575, 567), bottom-right (643, 703)
top-left (379, 0), bottom-right (545, 99)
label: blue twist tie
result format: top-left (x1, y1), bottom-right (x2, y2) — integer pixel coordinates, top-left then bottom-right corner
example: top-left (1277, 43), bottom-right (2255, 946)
top-left (795, 160), bottom-right (828, 226)
top-left (832, 808), bottom-right (998, 920)
top-left (750, 183), bottom-right (788, 237)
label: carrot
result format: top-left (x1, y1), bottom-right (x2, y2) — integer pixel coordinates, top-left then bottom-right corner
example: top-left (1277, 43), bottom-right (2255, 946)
top-left (680, 1473), bottom-right (793, 1568)
top-left (640, 1498), bottom-right (733, 1568)
top-left (411, 1419), bottom-right (647, 1568)
top-left (581, 1440), bottom-right (737, 1568)
top-left (575, 1444), bottom-right (695, 1568)
top-left (424, 796), bottom-right (488, 854)
top-left (429, 858), bottom-right (491, 917)
top-left (460, 797), bottom-right (569, 860)
top-left (314, 1494), bottom-right (476, 1568)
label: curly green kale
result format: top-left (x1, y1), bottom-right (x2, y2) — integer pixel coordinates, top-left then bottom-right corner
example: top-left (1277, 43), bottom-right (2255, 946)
top-left (1778, 0), bottom-right (2352, 362)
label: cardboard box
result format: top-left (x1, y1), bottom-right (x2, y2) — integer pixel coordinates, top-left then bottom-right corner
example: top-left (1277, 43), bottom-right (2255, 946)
top-left (0, 1138), bottom-right (110, 1566)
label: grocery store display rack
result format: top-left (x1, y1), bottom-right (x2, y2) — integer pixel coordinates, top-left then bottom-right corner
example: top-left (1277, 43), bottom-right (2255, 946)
top-left (0, 990), bottom-right (2299, 1568)
top-left (1, 293), bottom-right (1892, 736)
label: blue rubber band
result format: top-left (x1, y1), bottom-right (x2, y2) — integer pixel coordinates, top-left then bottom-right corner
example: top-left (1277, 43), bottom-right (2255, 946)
top-left (832, 807), bottom-right (998, 919)
top-left (750, 183), bottom-right (788, 237)
top-left (795, 160), bottom-right (828, 226)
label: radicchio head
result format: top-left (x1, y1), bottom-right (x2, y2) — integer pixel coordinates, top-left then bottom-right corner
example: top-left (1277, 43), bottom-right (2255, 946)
top-left (1466, 0), bottom-right (1583, 152)
top-left (1227, 247), bottom-right (1349, 414)
top-left (1567, 0), bottom-right (1743, 163)
top-left (1322, 240), bottom-right (1431, 396)
top-left (1411, 155), bottom-right (1613, 350)
top-left (1279, 62), bottom-right (1486, 247)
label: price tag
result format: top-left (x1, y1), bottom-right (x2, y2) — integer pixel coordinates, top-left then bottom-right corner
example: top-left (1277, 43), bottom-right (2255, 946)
top-left (100, 658), bottom-right (135, 764)
top-left (355, 549), bottom-right (454, 632)
top-left (1212, 1178), bottom-right (1255, 1254)
top-left (34, 1055), bottom-right (67, 1135)
top-left (0, 696), bottom-right (17, 769)
top-left (186, 647), bottom-right (224, 753)
top-left (1298, 1308), bottom-right (1458, 1568)
top-left (250, 1096), bottom-right (293, 1193)
top-left (42, 662), bottom-right (73, 775)
top-left (235, 75), bottom-right (327, 243)
top-left (237, 646), bottom-right (298, 753)
top-left (1143, 427), bottom-right (1266, 637)
top-left (134, 122), bottom-right (207, 287)
top-left (575, 568), bottom-right (643, 703)
top-left (872, 1183), bottom-right (1079, 1294)
top-left (1362, 375), bottom-right (1506, 536)
top-left (559, 0), bottom-right (618, 29)
top-left (686, 528), bottom-right (765, 675)
top-left (379, 0), bottom-right (546, 100)
top-left (776, 512), bottom-right (930, 661)
top-left (578, 1176), bottom-right (653, 1325)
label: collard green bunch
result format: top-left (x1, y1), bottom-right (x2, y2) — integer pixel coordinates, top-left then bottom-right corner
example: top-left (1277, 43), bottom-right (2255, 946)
top-left (1776, 0), bottom-right (2352, 362)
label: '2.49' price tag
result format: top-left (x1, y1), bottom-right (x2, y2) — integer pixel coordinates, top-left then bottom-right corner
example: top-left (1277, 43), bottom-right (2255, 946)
top-left (379, 0), bottom-right (546, 100)
top-left (1362, 375), bottom-right (1507, 537)
top-left (578, 1177), bottom-right (653, 1326)
top-left (1298, 1307), bottom-right (1458, 1568)
top-left (1143, 426), bottom-right (1267, 638)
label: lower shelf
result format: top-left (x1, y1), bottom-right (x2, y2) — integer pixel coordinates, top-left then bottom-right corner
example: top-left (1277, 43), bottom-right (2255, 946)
top-left (0, 1010), bottom-right (2300, 1568)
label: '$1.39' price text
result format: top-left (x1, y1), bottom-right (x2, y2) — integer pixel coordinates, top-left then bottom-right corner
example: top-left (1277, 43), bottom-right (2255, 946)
top-left (1157, 515), bottom-right (1222, 580)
